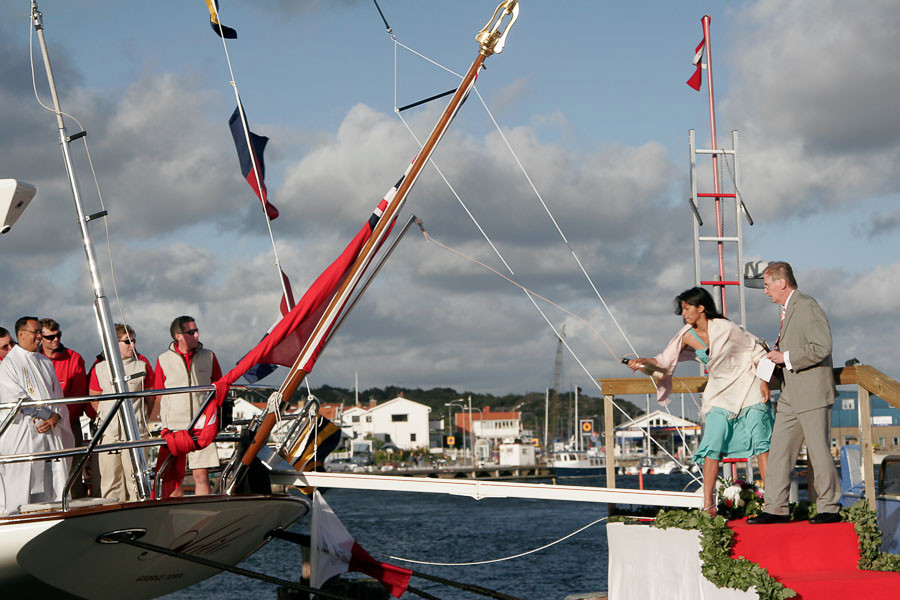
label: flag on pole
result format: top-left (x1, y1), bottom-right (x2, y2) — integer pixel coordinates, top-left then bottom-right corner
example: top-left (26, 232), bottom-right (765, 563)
top-left (687, 35), bottom-right (706, 91)
top-left (229, 105), bottom-right (280, 220)
top-left (243, 269), bottom-right (296, 383)
top-left (281, 415), bottom-right (343, 472)
top-left (204, 0), bottom-right (237, 39)
top-left (311, 491), bottom-right (412, 598)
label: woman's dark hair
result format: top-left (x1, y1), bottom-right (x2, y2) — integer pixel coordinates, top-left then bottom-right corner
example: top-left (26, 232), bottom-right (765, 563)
top-left (674, 287), bottom-right (724, 320)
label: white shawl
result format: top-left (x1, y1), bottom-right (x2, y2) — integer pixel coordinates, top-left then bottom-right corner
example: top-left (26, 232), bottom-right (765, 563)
top-left (654, 319), bottom-right (765, 414)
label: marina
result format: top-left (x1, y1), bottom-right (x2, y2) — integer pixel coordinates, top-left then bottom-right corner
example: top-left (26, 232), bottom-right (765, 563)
top-left (2, 1), bottom-right (900, 599)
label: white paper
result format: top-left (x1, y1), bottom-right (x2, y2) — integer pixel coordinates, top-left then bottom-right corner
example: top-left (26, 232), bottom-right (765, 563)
top-left (756, 357), bottom-right (776, 382)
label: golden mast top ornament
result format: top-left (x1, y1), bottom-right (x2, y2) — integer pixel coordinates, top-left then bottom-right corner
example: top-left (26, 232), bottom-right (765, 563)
top-left (476, 0), bottom-right (520, 57)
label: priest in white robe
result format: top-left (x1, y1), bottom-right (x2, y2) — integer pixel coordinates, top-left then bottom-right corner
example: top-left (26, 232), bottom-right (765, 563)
top-left (0, 318), bottom-right (74, 514)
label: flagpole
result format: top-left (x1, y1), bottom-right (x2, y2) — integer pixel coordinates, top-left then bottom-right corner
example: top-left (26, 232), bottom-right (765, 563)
top-left (210, 3), bottom-right (292, 307)
top-left (701, 14), bottom-right (726, 315)
top-left (224, 0), bottom-right (520, 493)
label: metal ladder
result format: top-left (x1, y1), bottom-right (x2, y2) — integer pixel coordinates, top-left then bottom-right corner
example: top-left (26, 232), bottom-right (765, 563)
top-left (688, 129), bottom-right (753, 328)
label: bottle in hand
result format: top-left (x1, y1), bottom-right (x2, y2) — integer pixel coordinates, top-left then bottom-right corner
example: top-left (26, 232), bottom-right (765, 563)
top-left (621, 357), bottom-right (666, 380)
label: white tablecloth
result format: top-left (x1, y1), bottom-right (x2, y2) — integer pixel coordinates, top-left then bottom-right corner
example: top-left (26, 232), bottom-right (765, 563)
top-left (607, 522), bottom-right (756, 600)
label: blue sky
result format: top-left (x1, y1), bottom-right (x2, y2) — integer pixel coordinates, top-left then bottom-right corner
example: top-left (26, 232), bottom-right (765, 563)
top-left (2, 1), bottom-right (899, 413)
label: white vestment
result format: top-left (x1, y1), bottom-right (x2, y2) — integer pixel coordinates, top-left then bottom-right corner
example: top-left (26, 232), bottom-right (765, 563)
top-left (0, 344), bottom-right (74, 514)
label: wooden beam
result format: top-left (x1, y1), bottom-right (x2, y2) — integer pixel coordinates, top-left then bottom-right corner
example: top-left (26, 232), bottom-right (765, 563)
top-left (855, 365), bottom-right (900, 410)
top-left (598, 376), bottom-right (708, 396)
top-left (858, 385), bottom-right (877, 510)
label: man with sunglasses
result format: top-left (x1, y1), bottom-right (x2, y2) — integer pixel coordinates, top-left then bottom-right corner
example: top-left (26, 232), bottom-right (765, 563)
top-left (154, 315), bottom-right (222, 496)
top-left (40, 318), bottom-right (96, 498)
top-left (89, 323), bottom-right (155, 501)
top-left (0, 316), bottom-right (76, 513)
top-left (0, 326), bottom-right (13, 362)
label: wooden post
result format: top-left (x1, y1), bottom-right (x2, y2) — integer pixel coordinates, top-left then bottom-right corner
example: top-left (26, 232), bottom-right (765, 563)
top-left (604, 394), bottom-right (616, 514)
top-left (858, 385), bottom-right (876, 510)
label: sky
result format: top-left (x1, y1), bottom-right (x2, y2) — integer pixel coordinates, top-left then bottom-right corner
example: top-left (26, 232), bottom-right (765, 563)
top-left (1, 0), bottom-right (899, 419)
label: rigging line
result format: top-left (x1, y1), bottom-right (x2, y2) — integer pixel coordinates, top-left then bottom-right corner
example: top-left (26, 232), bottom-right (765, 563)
top-left (418, 228), bottom-right (621, 363)
top-left (370, 0), bottom-right (394, 37)
top-left (389, 517), bottom-right (608, 566)
top-left (470, 87), bottom-right (641, 361)
top-left (209, 1), bottom-right (291, 307)
top-left (386, 36), bottom-right (689, 469)
top-left (395, 111), bottom-right (687, 471)
top-left (28, 8), bottom-right (133, 336)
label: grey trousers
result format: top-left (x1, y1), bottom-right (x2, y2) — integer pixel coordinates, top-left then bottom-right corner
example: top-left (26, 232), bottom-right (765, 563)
top-left (763, 398), bottom-right (841, 515)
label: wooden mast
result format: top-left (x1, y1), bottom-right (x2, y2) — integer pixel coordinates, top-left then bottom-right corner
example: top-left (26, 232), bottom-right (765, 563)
top-left (224, 0), bottom-right (520, 492)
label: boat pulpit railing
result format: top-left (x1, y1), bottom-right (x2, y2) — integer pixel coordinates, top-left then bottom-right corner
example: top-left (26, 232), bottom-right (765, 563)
top-left (217, 394), bottom-right (320, 494)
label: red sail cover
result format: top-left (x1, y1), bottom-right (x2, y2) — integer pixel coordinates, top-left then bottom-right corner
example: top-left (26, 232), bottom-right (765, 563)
top-left (154, 196), bottom-right (394, 497)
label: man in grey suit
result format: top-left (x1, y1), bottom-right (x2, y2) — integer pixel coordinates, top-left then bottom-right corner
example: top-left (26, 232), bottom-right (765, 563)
top-left (748, 261), bottom-right (842, 524)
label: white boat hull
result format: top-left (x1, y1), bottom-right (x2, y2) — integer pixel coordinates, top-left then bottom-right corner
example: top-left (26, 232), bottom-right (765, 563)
top-left (0, 494), bottom-right (309, 599)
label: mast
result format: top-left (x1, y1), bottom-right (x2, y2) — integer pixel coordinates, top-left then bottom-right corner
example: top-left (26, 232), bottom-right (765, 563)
top-left (701, 15), bottom-right (727, 315)
top-left (31, 1), bottom-right (152, 499)
top-left (224, 0), bottom-right (520, 492)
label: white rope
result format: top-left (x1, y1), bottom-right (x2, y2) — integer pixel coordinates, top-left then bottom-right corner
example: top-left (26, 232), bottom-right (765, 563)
top-left (208, 2), bottom-right (291, 307)
top-left (389, 39), bottom-right (692, 471)
top-left (389, 516), bottom-right (609, 566)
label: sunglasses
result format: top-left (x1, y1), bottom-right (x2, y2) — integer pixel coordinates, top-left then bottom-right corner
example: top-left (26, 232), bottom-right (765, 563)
top-left (43, 333), bottom-right (62, 341)
top-left (181, 328), bottom-right (199, 336)
top-left (118, 338), bottom-right (136, 345)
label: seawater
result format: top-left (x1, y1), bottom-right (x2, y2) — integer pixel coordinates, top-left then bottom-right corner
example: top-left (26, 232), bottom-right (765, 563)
top-left (162, 473), bottom-right (700, 600)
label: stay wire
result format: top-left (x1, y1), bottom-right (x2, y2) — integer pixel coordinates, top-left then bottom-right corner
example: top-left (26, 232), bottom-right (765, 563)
top-left (388, 39), bottom-right (692, 473)
top-left (208, 1), bottom-right (292, 307)
top-left (28, 5), bottom-right (134, 337)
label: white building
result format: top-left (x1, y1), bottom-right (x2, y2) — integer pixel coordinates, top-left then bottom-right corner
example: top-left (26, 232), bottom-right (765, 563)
top-left (340, 396), bottom-right (431, 450)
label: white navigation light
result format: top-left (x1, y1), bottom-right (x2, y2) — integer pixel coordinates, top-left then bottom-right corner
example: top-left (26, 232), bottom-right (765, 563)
top-left (0, 179), bottom-right (37, 234)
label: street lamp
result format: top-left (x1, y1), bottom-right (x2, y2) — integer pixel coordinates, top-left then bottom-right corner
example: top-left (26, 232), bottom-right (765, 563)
top-left (444, 400), bottom-right (465, 462)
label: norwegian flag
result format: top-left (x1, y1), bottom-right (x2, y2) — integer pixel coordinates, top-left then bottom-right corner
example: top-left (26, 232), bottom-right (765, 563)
top-left (687, 35), bottom-right (706, 91)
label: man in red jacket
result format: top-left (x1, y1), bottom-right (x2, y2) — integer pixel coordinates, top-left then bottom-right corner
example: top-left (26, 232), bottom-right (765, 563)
top-left (41, 317), bottom-right (96, 497)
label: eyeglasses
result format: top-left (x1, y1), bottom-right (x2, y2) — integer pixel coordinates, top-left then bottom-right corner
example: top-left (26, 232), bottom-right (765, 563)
top-left (181, 328), bottom-right (199, 336)
top-left (118, 338), bottom-right (135, 345)
top-left (43, 333), bottom-right (62, 341)
top-left (21, 329), bottom-right (41, 336)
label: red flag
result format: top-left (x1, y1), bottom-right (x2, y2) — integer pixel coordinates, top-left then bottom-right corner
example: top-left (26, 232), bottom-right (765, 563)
top-left (687, 36), bottom-right (705, 91)
top-left (153, 189), bottom-right (399, 496)
top-left (311, 491), bottom-right (411, 598)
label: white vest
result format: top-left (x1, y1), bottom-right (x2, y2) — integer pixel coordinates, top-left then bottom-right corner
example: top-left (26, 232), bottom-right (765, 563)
top-left (94, 355), bottom-right (151, 441)
top-left (157, 343), bottom-right (215, 430)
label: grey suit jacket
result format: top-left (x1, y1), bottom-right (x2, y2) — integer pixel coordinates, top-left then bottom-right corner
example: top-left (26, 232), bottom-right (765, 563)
top-left (779, 291), bottom-right (836, 412)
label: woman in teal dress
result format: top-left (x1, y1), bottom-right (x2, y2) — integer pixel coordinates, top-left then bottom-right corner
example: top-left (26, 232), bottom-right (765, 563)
top-left (626, 287), bottom-right (773, 516)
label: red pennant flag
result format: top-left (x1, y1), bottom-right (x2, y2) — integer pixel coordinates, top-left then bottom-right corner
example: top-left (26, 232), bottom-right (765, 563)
top-left (687, 36), bottom-right (705, 91)
top-left (311, 491), bottom-right (411, 598)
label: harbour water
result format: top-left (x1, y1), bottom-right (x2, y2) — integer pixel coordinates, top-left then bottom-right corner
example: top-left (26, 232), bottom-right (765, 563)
top-left (162, 473), bottom-right (700, 599)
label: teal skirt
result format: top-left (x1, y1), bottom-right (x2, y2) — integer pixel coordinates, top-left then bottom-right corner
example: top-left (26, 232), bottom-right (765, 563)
top-left (693, 402), bottom-right (774, 464)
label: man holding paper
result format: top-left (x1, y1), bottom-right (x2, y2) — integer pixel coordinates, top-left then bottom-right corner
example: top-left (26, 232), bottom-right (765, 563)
top-left (748, 262), bottom-right (841, 524)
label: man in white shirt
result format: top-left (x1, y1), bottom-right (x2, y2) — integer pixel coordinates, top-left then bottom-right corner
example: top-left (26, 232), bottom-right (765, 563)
top-left (0, 317), bottom-right (75, 514)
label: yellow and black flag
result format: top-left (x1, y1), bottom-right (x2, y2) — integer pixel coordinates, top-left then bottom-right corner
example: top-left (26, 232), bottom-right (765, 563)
top-left (205, 0), bottom-right (237, 39)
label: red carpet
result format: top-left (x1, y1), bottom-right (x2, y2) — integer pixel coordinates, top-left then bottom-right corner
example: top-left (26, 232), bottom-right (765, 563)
top-left (729, 518), bottom-right (900, 599)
